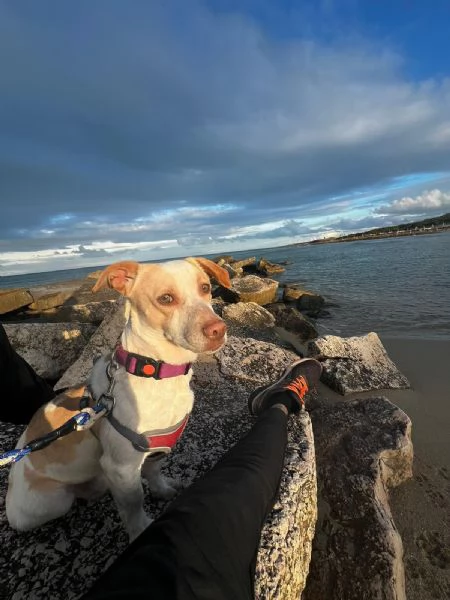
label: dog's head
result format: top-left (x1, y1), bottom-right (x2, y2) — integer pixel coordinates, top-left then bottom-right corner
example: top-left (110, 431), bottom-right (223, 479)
top-left (93, 257), bottom-right (231, 354)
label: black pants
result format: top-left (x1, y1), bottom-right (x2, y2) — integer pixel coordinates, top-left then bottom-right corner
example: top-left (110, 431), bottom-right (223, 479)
top-left (0, 323), bottom-right (55, 424)
top-left (83, 406), bottom-right (288, 600)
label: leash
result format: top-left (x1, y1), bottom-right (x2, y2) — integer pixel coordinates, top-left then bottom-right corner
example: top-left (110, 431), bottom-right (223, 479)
top-left (0, 347), bottom-right (191, 467)
top-left (0, 360), bottom-right (120, 469)
top-left (0, 399), bottom-right (109, 468)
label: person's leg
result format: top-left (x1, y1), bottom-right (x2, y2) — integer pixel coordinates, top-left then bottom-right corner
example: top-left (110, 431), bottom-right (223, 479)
top-left (0, 323), bottom-right (55, 424)
top-left (83, 358), bottom-right (322, 600)
top-left (84, 405), bottom-right (288, 600)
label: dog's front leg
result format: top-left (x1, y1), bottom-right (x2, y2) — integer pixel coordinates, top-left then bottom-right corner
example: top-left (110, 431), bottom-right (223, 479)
top-left (142, 454), bottom-right (181, 500)
top-left (100, 455), bottom-right (151, 542)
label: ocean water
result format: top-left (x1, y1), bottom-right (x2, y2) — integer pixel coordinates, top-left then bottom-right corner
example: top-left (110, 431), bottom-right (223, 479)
top-left (1, 232), bottom-right (449, 341)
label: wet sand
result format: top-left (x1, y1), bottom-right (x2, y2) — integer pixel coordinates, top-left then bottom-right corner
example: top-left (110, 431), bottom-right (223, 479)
top-left (381, 338), bottom-right (450, 600)
top-left (316, 337), bottom-right (450, 599)
top-left (282, 330), bottom-right (450, 598)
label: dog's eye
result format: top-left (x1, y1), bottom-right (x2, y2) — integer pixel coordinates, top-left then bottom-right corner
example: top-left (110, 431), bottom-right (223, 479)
top-left (201, 283), bottom-right (211, 294)
top-left (158, 294), bottom-right (174, 305)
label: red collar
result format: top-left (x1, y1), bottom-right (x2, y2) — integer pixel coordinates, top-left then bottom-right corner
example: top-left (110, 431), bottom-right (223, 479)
top-left (114, 344), bottom-right (191, 379)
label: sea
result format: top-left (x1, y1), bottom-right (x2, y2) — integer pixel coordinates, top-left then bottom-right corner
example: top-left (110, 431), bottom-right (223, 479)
top-left (1, 232), bottom-right (449, 341)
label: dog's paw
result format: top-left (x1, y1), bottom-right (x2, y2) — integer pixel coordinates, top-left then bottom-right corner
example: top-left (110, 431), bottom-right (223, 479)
top-left (148, 476), bottom-right (181, 500)
top-left (128, 514), bottom-right (153, 543)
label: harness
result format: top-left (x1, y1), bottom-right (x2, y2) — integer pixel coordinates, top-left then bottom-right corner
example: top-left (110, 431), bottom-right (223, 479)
top-left (86, 345), bottom-right (192, 455)
top-left (0, 346), bottom-right (192, 467)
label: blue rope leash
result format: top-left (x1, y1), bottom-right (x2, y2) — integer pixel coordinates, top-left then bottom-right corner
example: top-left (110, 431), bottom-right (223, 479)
top-left (0, 403), bottom-right (107, 468)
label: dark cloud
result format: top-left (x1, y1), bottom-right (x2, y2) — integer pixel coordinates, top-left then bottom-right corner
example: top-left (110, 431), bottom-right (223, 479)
top-left (0, 1), bottom-right (450, 273)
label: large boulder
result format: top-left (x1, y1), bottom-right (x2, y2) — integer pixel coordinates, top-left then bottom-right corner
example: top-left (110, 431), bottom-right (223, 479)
top-left (43, 300), bottom-right (118, 324)
top-left (308, 332), bottom-right (410, 394)
top-left (220, 262), bottom-right (242, 280)
top-left (231, 257), bottom-right (256, 270)
top-left (0, 288), bottom-right (33, 314)
top-left (256, 258), bottom-right (286, 276)
top-left (28, 290), bottom-right (74, 312)
top-left (4, 322), bottom-right (97, 380)
top-left (222, 302), bottom-right (275, 330)
top-left (216, 275), bottom-right (279, 306)
top-left (0, 336), bottom-right (317, 600)
top-left (282, 284), bottom-right (305, 302)
top-left (221, 303), bottom-right (292, 349)
top-left (266, 305), bottom-right (318, 342)
top-left (295, 291), bottom-right (325, 316)
top-left (55, 299), bottom-right (128, 390)
top-left (304, 395), bottom-right (413, 600)
top-left (64, 278), bottom-right (120, 305)
top-left (255, 409), bottom-right (316, 598)
top-left (218, 335), bottom-right (299, 385)
top-left (196, 341), bottom-right (317, 599)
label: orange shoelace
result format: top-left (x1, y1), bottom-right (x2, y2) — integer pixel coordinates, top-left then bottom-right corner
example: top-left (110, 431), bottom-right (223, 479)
top-left (285, 375), bottom-right (309, 402)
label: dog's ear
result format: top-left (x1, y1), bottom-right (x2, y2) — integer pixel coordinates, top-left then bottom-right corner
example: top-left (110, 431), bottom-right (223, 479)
top-left (187, 257), bottom-right (232, 289)
top-left (92, 261), bottom-right (139, 296)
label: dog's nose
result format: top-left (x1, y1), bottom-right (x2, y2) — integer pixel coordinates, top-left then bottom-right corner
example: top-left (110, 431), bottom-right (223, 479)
top-left (202, 319), bottom-right (227, 340)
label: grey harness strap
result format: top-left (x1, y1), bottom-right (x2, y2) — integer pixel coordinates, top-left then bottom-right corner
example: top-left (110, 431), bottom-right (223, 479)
top-left (107, 413), bottom-right (151, 452)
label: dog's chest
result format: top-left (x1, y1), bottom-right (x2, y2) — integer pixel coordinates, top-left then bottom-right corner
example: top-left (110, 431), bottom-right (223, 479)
top-left (114, 373), bottom-right (194, 432)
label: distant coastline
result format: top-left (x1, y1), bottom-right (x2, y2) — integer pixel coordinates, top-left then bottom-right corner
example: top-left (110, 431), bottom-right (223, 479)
top-left (290, 211), bottom-right (450, 247)
top-left (296, 225), bottom-right (450, 247)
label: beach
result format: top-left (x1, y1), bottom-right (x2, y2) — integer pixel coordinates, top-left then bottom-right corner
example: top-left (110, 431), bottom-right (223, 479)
top-left (314, 337), bottom-right (450, 599)
top-left (2, 237), bottom-right (450, 598)
top-left (382, 338), bottom-right (450, 600)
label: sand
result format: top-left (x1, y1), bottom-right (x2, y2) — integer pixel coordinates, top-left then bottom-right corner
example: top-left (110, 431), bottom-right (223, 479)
top-left (314, 337), bottom-right (450, 599)
top-left (277, 330), bottom-right (450, 598)
top-left (380, 338), bottom-right (450, 600)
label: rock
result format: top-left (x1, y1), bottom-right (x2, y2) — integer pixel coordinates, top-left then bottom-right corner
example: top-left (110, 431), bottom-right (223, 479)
top-left (231, 257), bottom-right (256, 270)
top-left (221, 304), bottom-right (291, 349)
top-left (215, 257), bottom-right (257, 279)
top-left (303, 396), bottom-right (413, 600)
top-left (44, 300), bottom-right (118, 324)
top-left (214, 255), bottom-right (235, 265)
top-left (4, 322), bottom-right (97, 380)
top-left (211, 297), bottom-right (226, 317)
top-left (282, 284), bottom-right (305, 302)
top-left (0, 336), bottom-right (317, 600)
top-left (193, 343), bottom-right (317, 600)
top-left (257, 258), bottom-right (286, 276)
top-left (0, 289), bottom-right (33, 314)
top-left (67, 278), bottom-right (120, 305)
top-left (215, 275), bottom-right (279, 306)
top-left (308, 332), bottom-right (410, 394)
top-left (28, 291), bottom-right (73, 311)
top-left (255, 410), bottom-right (316, 598)
top-left (266, 305), bottom-right (318, 342)
top-left (295, 291), bottom-right (325, 316)
top-left (217, 335), bottom-right (299, 385)
top-left (221, 263), bottom-right (242, 279)
top-left (55, 299), bottom-right (128, 390)
top-left (222, 302), bottom-right (275, 329)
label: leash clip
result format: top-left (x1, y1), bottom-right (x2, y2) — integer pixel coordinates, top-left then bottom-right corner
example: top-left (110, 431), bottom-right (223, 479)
top-left (99, 358), bottom-right (119, 414)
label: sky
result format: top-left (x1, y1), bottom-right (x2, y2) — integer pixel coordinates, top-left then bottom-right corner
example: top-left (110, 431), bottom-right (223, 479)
top-left (1, 0), bottom-right (450, 276)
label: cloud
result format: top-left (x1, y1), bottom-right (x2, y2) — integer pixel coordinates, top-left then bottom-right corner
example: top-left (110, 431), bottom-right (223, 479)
top-left (0, 1), bottom-right (450, 274)
top-left (375, 189), bottom-right (450, 215)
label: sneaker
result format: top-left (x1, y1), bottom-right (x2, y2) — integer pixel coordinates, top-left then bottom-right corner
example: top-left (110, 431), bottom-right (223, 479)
top-left (248, 358), bottom-right (322, 416)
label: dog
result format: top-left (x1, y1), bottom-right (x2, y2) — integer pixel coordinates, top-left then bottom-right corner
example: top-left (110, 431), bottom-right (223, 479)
top-left (6, 257), bottom-right (231, 541)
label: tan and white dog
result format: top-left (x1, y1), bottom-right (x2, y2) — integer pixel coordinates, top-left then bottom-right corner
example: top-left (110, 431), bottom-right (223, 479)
top-left (6, 257), bottom-right (231, 541)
